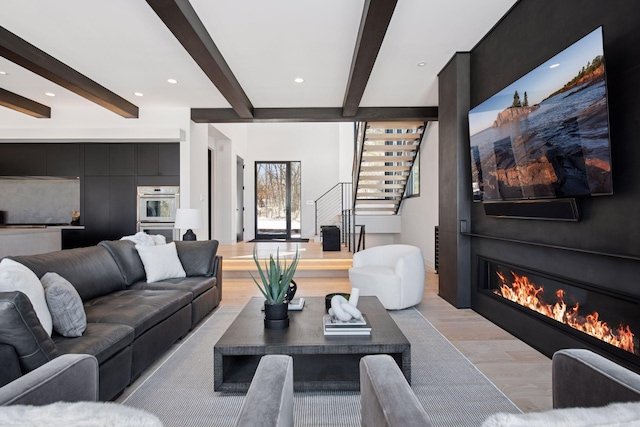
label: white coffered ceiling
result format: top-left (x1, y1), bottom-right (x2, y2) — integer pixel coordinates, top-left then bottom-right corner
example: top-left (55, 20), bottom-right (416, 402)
top-left (0, 0), bottom-right (517, 118)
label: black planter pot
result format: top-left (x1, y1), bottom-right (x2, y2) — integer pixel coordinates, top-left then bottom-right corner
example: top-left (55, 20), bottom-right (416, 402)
top-left (264, 302), bottom-right (289, 329)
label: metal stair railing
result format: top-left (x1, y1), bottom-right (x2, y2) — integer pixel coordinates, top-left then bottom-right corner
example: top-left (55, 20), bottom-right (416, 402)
top-left (314, 182), bottom-right (352, 245)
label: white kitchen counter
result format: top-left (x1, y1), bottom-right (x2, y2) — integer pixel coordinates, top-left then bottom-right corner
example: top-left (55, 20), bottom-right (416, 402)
top-left (0, 226), bottom-right (84, 258)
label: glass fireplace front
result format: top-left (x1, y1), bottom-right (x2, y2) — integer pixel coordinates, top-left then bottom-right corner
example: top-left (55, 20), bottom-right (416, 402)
top-left (482, 259), bottom-right (639, 357)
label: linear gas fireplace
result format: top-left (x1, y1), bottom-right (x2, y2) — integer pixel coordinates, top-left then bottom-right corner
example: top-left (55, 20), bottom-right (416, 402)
top-left (479, 258), bottom-right (640, 369)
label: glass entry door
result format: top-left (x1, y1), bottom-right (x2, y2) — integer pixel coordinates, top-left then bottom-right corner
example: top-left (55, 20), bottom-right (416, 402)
top-left (255, 161), bottom-right (301, 240)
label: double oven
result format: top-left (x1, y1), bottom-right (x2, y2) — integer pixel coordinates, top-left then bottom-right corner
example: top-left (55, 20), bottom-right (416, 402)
top-left (136, 186), bottom-right (180, 242)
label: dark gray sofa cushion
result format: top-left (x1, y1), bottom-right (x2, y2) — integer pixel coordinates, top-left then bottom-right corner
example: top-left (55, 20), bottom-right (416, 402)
top-left (129, 276), bottom-right (215, 299)
top-left (175, 240), bottom-right (219, 277)
top-left (0, 344), bottom-right (21, 388)
top-left (0, 291), bottom-right (60, 374)
top-left (9, 247), bottom-right (126, 302)
top-left (98, 240), bottom-right (146, 286)
top-left (53, 322), bottom-right (134, 364)
top-left (84, 289), bottom-right (192, 337)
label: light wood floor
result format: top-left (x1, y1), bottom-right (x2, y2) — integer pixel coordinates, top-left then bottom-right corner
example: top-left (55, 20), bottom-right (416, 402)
top-left (219, 241), bottom-right (553, 413)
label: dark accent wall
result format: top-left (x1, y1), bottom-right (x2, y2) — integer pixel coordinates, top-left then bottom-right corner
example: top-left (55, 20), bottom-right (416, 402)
top-left (441, 0), bottom-right (640, 369)
top-left (438, 52), bottom-right (472, 308)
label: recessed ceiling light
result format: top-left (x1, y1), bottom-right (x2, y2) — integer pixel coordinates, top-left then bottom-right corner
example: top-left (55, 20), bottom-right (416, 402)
top-left (550, 63), bottom-right (560, 69)
top-left (167, 78), bottom-right (178, 84)
top-left (294, 77), bottom-right (304, 83)
top-left (417, 61), bottom-right (427, 67)
top-left (45, 92), bottom-right (55, 97)
top-left (134, 92), bottom-right (144, 97)
top-left (0, 71), bottom-right (7, 75)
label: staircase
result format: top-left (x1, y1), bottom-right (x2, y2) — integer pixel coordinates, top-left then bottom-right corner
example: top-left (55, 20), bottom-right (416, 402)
top-left (353, 121), bottom-right (425, 215)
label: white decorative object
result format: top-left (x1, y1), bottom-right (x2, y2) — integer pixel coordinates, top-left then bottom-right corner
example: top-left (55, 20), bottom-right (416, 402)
top-left (329, 294), bottom-right (362, 321)
top-left (135, 242), bottom-right (186, 283)
top-left (348, 287), bottom-right (360, 307)
top-left (0, 258), bottom-right (53, 336)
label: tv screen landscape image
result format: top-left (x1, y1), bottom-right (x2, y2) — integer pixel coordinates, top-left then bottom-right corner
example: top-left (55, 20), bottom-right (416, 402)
top-left (469, 27), bottom-right (613, 202)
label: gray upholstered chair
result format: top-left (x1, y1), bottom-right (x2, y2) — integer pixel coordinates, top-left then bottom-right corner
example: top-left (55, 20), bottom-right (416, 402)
top-left (235, 354), bottom-right (294, 427)
top-left (360, 350), bottom-right (640, 427)
top-left (0, 353), bottom-right (98, 406)
top-left (349, 244), bottom-right (425, 310)
top-left (360, 354), bottom-right (431, 427)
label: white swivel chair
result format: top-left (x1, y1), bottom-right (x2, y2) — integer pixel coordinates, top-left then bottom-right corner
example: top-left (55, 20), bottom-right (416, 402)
top-left (348, 244), bottom-right (425, 310)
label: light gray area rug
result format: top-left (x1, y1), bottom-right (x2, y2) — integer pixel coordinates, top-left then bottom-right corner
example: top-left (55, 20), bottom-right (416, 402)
top-left (123, 306), bottom-right (520, 426)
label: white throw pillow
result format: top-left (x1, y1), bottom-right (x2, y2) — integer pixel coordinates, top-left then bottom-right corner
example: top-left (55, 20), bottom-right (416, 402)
top-left (0, 258), bottom-right (53, 336)
top-left (482, 400), bottom-right (640, 427)
top-left (135, 242), bottom-right (186, 283)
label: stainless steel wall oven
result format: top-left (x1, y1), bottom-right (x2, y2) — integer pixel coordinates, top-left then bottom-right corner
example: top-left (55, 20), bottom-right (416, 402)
top-left (137, 186), bottom-right (180, 241)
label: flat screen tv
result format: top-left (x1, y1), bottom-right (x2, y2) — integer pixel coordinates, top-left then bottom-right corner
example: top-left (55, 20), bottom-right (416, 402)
top-left (468, 27), bottom-right (612, 202)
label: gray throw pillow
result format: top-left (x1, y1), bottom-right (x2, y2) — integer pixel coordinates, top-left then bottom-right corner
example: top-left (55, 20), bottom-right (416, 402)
top-left (41, 272), bottom-right (87, 337)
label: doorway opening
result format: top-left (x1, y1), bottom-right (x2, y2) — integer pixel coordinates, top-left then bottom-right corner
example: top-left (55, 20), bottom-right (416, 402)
top-left (254, 161), bottom-right (301, 240)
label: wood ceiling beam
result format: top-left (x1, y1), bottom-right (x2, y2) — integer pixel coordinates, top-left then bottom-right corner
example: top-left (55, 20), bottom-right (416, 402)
top-left (342, 0), bottom-right (398, 118)
top-left (146, 0), bottom-right (254, 119)
top-left (191, 106), bottom-right (437, 123)
top-left (0, 87), bottom-right (50, 118)
top-left (0, 26), bottom-right (138, 118)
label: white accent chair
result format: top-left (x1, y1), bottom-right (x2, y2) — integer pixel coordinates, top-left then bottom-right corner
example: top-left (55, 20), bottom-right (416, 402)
top-left (348, 244), bottom-right (425, 310)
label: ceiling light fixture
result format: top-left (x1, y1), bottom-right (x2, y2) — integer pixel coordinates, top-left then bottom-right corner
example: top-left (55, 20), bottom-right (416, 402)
top-left (294, 77), bottom-right (304, 83)
top-left (134, 92), bottom-right (144, 97)
top-left (0, 71), bottom-right (7, 75)
top-left (550, 63), bottom-right (560, 69)
top-left (167, 78), bottom-right (178, 84)
top-left (45, 92), bottom-right (55, 97)
top-left (417, 61), bottom-right (427, 67)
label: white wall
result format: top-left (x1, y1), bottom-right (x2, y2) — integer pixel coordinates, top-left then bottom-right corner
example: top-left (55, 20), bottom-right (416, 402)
top-left (396, 122), bottom-right (439, 269)
top-left (244, 123), bottom-right (342, 240)
top-left (208, 124), bottom-right (249, 245)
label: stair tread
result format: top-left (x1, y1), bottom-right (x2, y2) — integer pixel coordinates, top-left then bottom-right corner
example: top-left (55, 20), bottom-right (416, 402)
top-left (364, 134), bottom-right (421, 141)
top-left (366, 121), bottom-right (424, 129)
top-left (360, 166), bottom-right (411, 172)
top-left (361, 155), bottom-right (414, 162)
top-left (362, 145), bottom-right (418, 152)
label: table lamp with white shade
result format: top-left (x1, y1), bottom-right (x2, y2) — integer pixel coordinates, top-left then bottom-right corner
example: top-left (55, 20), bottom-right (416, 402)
top-left (174, 208), bottom-right (202, 241)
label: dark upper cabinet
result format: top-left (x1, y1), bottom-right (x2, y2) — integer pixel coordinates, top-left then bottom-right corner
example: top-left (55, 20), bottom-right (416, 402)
top-left (0, 144), bottom-right (47, 175)
top-left (46, 144), bottom-right (81, 177)
top-left (85, 144), bottom-right (110, 176)
top-left (159, 144), bottom-right (180, 176)
top-left (137, 143), bottom-right (179, 177)
top-left (137, 144), bottom-right (159, 176)
top-left (109, 144), bottom-right (135, 176)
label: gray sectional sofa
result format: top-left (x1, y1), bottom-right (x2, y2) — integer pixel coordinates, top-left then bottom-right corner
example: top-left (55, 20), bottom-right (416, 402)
top-left (0, 239), bottom-right (222, 401)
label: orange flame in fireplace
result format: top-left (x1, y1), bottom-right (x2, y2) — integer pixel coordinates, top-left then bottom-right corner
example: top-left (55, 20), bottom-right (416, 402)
top-left (495, 271), bottom-right (636, 355)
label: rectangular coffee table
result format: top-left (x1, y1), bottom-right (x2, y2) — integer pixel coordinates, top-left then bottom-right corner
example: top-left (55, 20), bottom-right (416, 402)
top-left (214, 296), bottom-right (410, 392)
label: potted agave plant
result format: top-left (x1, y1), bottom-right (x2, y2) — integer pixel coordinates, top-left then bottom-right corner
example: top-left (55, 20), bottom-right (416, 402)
top-left (251, 246), bottom-right (300, 329)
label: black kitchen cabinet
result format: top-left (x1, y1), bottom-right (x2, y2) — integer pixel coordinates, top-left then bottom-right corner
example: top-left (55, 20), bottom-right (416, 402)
top-left (109, 144), bottom-right (135, 176)
top-left (137, 144), bottom-right (159, 176)
top-left (46, 144), bottom-right (81, 177)
top-left (109, 176), bottom-right (136, 239)
top-left (0, 144), bottom-right (46, 175)
top-left (85, 144), bottom-right (110, 176)
top-left (83, 176), bottom-right (110, 245)
top-left (159, 144), bottom-right (180, 176)
top-left (137, 143), bottom-right (179, 177)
